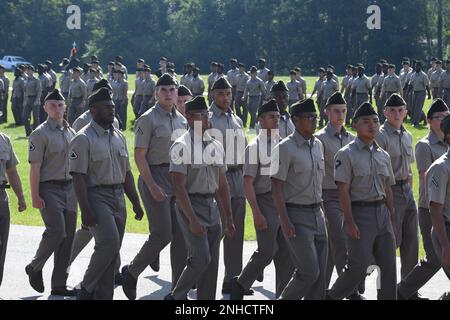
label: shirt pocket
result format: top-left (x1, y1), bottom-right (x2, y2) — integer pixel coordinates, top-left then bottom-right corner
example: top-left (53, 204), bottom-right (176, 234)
top-left (91, 149), bottom-right (109, 162)
top-left (154, 125), bottom-right (172, 139)
top-left (0, 145), bottom-right (11, 161)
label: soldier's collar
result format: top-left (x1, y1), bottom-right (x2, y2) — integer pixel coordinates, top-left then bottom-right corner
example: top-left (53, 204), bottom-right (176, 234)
top-left (355, 137), bottom-right (379, 151)
top-left (46, 118), bottom-right (69, 131)
top-left (91, 120), bottom-right (113, 136)
top-left (325, 122), bottom-right (348, 137)
top-left (155, 102), bottom-right (177, 117)
top-left (210, 103), bottom-right (232, 117)
top-left (429, 130), bottom-right (444, 145)
top-left (293, 130), bottom-right (315, 147)
top-left (383, 121), bottom-right (405, 135)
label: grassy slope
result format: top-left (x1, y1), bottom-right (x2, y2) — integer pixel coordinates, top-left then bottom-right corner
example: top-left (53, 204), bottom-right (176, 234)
top-left (3, 72), bottom-right (431, 257)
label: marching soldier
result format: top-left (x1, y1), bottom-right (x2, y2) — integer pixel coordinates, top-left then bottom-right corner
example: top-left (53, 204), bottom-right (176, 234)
top-left (38, 64), bottom-right (52, 125)
top-left (11, 67), bottom-right (25, 126)
top-left (400, 61), bottom-right (413, 112)
top-left (179, 63), bottom-right (193, 88)
top-left (133, 68), bottom-right (145, 119)
top-left (310, 67), bottom-right (326, 110)
top-left (375, 63), bottom-right (389, 114)
top-left (207, 62), bottom-right (218, 104)
top-left (70, 87), bottom-right (144, 300)
top-left (409, 61), bottom-right (431, 128)
top-left (398, 98), bottom-right (449, 300)
top-left (176, 85), bottom-right (192, 117)
top-left (166, 96), bottom-right (235, 300)
top-left (287, 70), bottom-right (302, 107)
top-left (264, 71), bottom-right (275, 103)
top-left (59, 58), bottom-right (72, 101)
top-left (111, 70), bottom-right (128, 130)
top-left (81, 63), bottom-right (91, 84)
top-left (315, 92), bottom-right (361, 299)
top-left (426, 115), bottom-right (450, 295)
top-left (440, 60), bottom-right (450, 107)
top-left (427, 57), bottom-right (437, 79)
top-left (235, 63), bottom-right (250, 126)
top-left (294, 68), bottom-right (307, 101)
top-left (345, 66), bottom-right (359, 125)
top-left (106, 62), bottom-right (115, 82)
top-left (243, 66), bottom-right (265, 129)
top-left (375, 94), bottom-right (419, 285)
top-left (327, 65), bottom-right (339, 90)
top-left (155, 57), bottom-right (168, 78)
top-left (351, 66), bottom-right (372, 119)
top-left (121, 74), bottom-right (187, 300)
top-left (257, 59), bottom-right (270, 83)
top-left (188, 67), bottom-right (205, 97)
top-left (23, 65), bottom-right (42, 136)
top-left (25, 89), bottom-right (77, 296)
top-left (86, 68), bottom-right (99, 96)
top-left (318, 71), bottom-right (339, 126)
top-left (379, 64), bottom-right (403, 122)
top-left (208, 77), bottom-right (250, 295)
top-left (230, 99), bottom-right (293, 300)
top-left (45, 60), bottom-right (57, 90)
top-left (271, 81), bottom-right (295, 139)
top-left (115, 56), bottom-right (128, 79)
top-left (430, 60), bottom-right (444, 99)
top-left (271, 98), bottom-right (328, 300)
top-left (327, 102), bottom-right (397, 300)
top-left (68, 67), bottom-right (88, 126)
top-left (341, 65), bottom-right (353, 95)
top-left (139, 67), bottom-right (156, 117)
top-left (0, 131), bottom-right (26, 289)
top-left (0, 65), bottom-right (9, 123)
top-left (227, 59), bottom-right (239, 112)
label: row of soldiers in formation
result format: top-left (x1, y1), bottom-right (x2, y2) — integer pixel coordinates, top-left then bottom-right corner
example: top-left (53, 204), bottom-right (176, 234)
top-left (0, 56), bottom-right (450, 300)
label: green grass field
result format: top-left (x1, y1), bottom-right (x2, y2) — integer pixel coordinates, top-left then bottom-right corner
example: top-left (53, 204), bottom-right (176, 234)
top-left (2, 72), bottom-right (433, 258)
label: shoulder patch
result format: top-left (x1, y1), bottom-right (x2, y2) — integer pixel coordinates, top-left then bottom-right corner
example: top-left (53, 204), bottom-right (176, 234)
top-left (335, 159), bottom-right (342, 170)
top-left (137, 127), bottom-right (143, 135)
top-left (29, 141), bottom-right (35, 151)
top-left (70, 150), bottom-right (78, 160)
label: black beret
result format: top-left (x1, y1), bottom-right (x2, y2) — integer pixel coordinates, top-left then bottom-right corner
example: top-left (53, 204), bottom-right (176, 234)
top-left (156, 73), bottom-right (177, 86)
top-left (167, 68), bottom-right (175, 73)
top-left (193, 67), bottom-right (200, 72)
top-left (357, 65), bottom-right (365, 71)
top-left (353, 102), bottom-right (378, 120)
top-left (178, 85), bottom-right (192, 97)
top-left (385, 93), bottom-right (406, 108)
top-left (289, 70), bottom-right (297, 75)
top-left (388, 64), bottom-right (395, 69)
top-left (211, 77), bottom-right (232, 90)
top-left (258, 58), bottom-right (266, 63)
top-left (346, 64), bottom-right (353, 69)
top-left (115, 55), bottom-right (123, 61)
top-left (44, 89), bottom-right (65, 102)
top-left (238, 63), bottom-right (246, 68)
top-left (250, 66), bottom-right (257, 73)
top-left (327, 65), bottom-right (335, 70)
top-left (89, 68), bottom-right (97, 73)
top-left (428, 99), bottom-right (449, 119)
top-left (319, 67), bottom-right (326, 73)
top-left (91, 59), bottom-right (99, 64)
top-left (93, 79), bottom-right (112, 92)
top-left (72, 67), bottom-right (83, 73)
top-left (230, 58), bottom-right (237, 63)
top-left (326, 70), bottom-right (334, 76)
top-left (37, 64), bottom-right (45, 71)
top-left (185, 96), bottom-right (208, 113)
top-left (436, 60), bottom-right (443, 65)
top-left (290, 98), bottom-right (316, 116)
top-left (137, 58), bottom-right (145, 63)
top-left (27, 65), bottom-right (35, 71)
top-left (294, 67), bottom-right (301, 72)
top-left (257, 99), bottom-right (279, 117)
top-left (402, 61), bottom-right (410, 65)
top-left (88, 87), bottom-right (114, 108)
top-left (326, 92), bottom-right (346, 108)
top-left (45, 60), bottom-right (53, 66)
top-left (144, 67), bottom-right (151, 72)
top-left (160, 57), bottom-right (168, 62)
top-left (108, 61), bottom-right (115, 66)
top-left (271, 80), bottom-right (288, 92)
top-left (415, 61), bottom-right (423, 67)
top-left (379, 59), bottom-right (388, 64)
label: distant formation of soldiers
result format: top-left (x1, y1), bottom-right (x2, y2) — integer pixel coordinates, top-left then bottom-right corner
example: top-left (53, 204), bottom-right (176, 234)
top-left (0, 54), bottom-right (449, 301)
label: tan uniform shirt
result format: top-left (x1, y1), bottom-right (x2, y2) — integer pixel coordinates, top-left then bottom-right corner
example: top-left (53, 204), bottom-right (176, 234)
top-left (135, 77), bottom-right (145, 96)
top-left (271, 130), bottom-right (324, 205)
top-left (134, 103), bottom-right (187, 165)
top-left (24, 76), bottom-right (42, 97)
top-left (244, 77), bottom-right (265, 97)
top-left (334, 137), bottom-right (395, 202)
top-left (86, 78), bottom-right (98, 96)
top-left (315, 123), bottom-right (355, 190)
top-left (287, 80), bottom-right (303, 101)
top-left (227, 69), bottom-right (239, 87)
top-left (59, 71), bottom-right (72, 94)
top-left (12, 76), bottom-right (25, 98)
top-left (143, 77), bottom-right (156, 96)
top-left (426, 150), bottom-right (450, 221)
top-left (68, 78), bottom-right (87, 99)
top-left (28, 119), bottom-right (75, 182)
top-left (69, 120), bottom-right (131, 187)
top-left (399, 69), bottom-right (412, 88)
top-left (72, 110), bottom-right (119, 132)
top-left (0, 132), bottom-right (19, 184)
top-left (257, 68), bottom-right (270, 82)
top-left (415, 131), bottom-right (448, 209)
top-left (112, 79), bottom-right (128, 101)
top-left (375, 122), bottom-right (414, 181)
top-left (381, 74), bottom-right (402, 94)
top-left (440, 71), bottom-right (450, 89)
top-left (189, 76), bottom-right (205, 95)
top-left (352, 75), bottom-right (371, 93)
top-left (409, 71), bottom-right (430, 91)
top-left (319, 78), bottom-right (339, 102)
top-left (430, 69), bottom-right (444, 89)
top-left (236, 72), bottom-right (250, 92)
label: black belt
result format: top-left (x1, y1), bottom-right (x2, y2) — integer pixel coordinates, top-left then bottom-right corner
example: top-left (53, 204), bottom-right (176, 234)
top-left (0, 183), bottom-right (10, 189)
top-left (227, 167), bottom-right (242, 173)
top-left (151, 163), bottom-right (170, 167)
top-left (286, 202), bottom-right (321, 209)
top-left (189, 193), bottom-right (215, 199)
top-left (352, 199), bottom-right (385, 207)
top-left (42, 180), bottom-right (72, 186)
top-left (394, 179), bottom-right (408, 187)
top-left (90, 184), bottom-right (123, 190)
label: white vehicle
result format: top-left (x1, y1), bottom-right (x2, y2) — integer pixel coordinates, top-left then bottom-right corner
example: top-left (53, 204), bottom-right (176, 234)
top-left (0, 56), bottom-right (31, 70)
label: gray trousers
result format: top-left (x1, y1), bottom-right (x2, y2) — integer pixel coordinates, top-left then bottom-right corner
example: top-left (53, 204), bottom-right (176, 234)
top-left (398, 207), bottom-right (442, 298)
top-left (328, 204), bottom-right (397, 300)
top-left (234, 91), bottom-right (247, 126)
top-left (1, 94), bottom-right (8, 122)
top-left (323, 190), bottom-right (347, 287)
top-left (443, 88), bottom-right (450, 108)
top-left (23, 96), bottom-right (39, 136)
top-left (392, 184), bottom-right (419, 279)
top-left (222, 170), bottom-right (246, 285)
top-left (432, 88), bottom-right (441, 100)
top-left (279, 206), bottom-right (328, 300)
top-left (237, 193), bottom-right (294, 298)
top-left (113, 99), bottom-right (127, 130)
top-left (69, 225), bottom-right (122, 277)
top-left (172, 196), bottom-right (222, 300)
top-left (82, 186), bottom-right (127, 300)
top-left (0, 190), bottom-right (9, 287)
top-left (133, 95), bottom-right (143, 119)
top-left (129, 169), bottom-right (187, 288)
top-left (411, 91), bottom-right (426, 126)
top-left (68, 98), bottom-right (84, 126)
top-left (431, 224), bottom-right (450, 280)
top-left (30, 182), bottom-right (77, 289)
top-left (138, 95), bottom-right (153, 117)
top-left (11, 96), bottom-right (23, 125)
top-left (247, 96), bottom-right (261, 129)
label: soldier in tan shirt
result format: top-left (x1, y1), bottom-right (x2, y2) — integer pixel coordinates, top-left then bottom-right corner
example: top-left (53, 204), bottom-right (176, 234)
top-left (68, 67), bottom-right (88, 126)
top-left (430, 61), bottom-right (444, 99)
top-left (23, 65), bottom-right (42, 136)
